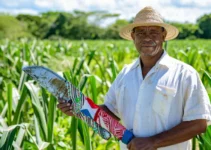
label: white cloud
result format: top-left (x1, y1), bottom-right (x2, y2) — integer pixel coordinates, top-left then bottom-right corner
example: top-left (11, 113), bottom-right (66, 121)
top-left (0, 8), bottom-right (38, 15)
top-left (0, 0), bottom-right (211, 23)
top-left (179, 0), bottom-right (211, 7)
top-left (0, 0), bottom-right (20, 7)
top-left (159, 7), bottom-right (205, 23)
top-left (55, 0), bottom-right (86, 11)
top-left (34, 0), bottom-right (55, 8)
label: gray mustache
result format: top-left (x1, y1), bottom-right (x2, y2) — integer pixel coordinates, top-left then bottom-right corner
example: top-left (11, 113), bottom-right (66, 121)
top-left (141, 42), bottom-right (156, 46)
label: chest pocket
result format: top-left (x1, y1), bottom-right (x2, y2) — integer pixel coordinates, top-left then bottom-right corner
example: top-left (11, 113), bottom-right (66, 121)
top-left (152, 85), bottom-right (177, 126)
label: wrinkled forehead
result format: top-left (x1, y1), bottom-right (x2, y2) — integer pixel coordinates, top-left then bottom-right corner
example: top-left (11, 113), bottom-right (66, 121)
top-left (134, 26), bottom-right (163, 31)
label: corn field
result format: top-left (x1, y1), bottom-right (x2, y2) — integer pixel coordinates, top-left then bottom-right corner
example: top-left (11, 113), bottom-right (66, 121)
top-left (0, 39), bottom-right (211, 150)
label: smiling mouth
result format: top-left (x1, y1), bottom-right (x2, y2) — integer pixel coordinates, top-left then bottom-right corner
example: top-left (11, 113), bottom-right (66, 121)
top-left (141, 45), bottom-right (155, 47)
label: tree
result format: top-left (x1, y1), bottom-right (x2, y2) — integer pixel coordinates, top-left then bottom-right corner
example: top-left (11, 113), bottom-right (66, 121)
top-left (103, 19), bottom-right (129, 39)
top-left (197, 14), bottom-right (211, 39)
top-left (16, 14), bottom-right (42, 37)
top-left (171, 22), bottom-right (201, 39)
top-left (0, 15), bottom-right (29, 39)
top-left (43, 13), bottom-right (67, 39)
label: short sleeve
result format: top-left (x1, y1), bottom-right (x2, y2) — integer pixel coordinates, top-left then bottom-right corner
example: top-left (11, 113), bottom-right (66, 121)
top-left (104, 66), bottom-right (126, 118)
top-left (104, 82), bottom-right (119, 117)
top-left (182, 71), bottom-right (211, 125)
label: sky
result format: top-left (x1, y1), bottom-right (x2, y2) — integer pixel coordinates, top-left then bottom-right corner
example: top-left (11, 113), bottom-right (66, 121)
top-left (0, 0), bottom-right (211, 24)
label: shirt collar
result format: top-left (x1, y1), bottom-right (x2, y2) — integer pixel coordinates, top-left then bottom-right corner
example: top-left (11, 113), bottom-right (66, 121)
top-left (155, 50), bottom-right (174, 68)
top-left (130, 50), bottom-right (174, 70)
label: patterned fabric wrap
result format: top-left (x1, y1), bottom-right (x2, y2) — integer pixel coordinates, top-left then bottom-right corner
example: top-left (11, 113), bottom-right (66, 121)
top-left (80, 97), bottom-right (131, 141)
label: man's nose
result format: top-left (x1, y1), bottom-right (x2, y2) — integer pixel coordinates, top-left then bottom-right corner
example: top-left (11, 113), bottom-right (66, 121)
top-left (143, 34), bottom-right (151, 41)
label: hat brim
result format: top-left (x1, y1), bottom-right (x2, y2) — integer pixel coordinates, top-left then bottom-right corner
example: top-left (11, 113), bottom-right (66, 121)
top-left (119, 23), bottom-right (179, 41)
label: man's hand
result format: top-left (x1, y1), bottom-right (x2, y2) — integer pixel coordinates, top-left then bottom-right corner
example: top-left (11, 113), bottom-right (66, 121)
top-left (127, 119), bottom-right (207, 150)
top-left (127, 137), bottom-right (156, 150)
top-left (57, 98), bottom-right (74, 116)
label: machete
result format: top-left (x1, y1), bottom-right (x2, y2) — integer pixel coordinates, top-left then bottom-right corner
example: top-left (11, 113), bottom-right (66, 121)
top-left (22, 66), bottom-right (134, 144)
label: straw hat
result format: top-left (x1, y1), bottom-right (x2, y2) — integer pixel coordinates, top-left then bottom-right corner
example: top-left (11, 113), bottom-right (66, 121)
top-left (119, 6), bottom-right (179, 41)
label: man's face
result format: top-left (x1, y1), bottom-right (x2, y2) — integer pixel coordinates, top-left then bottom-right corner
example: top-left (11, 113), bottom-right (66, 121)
top-left (131, 26), bottom-right (166, 57)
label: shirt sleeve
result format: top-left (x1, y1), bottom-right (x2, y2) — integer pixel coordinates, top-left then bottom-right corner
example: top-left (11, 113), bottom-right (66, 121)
top-left (104, 81), bottom-right (119, 118)
top-left (104, 67), bottom-right (126, 118)
top-left (182, 71), bottom-right (211, 125)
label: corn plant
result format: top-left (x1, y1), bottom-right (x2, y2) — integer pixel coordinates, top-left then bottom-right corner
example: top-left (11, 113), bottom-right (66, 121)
top-left (0, 39), bottom-right (211, 150)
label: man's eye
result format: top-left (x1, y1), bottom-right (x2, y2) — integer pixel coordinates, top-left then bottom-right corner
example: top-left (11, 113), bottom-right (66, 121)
top-left (136, 32), bottom-right (144, 35)
top-left (151, 32), bottom-right (159, 34)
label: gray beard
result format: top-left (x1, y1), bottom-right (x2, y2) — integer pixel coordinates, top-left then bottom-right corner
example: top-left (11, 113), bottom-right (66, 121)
top-left (139, 46), bottom-right (161, 57)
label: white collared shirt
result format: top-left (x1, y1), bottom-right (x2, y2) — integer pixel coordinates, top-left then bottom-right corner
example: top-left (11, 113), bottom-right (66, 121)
top-left (104, 51), bottom-right (211, 150)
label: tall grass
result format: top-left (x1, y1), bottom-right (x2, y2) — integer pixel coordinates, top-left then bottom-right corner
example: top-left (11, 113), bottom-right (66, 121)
top-left (0, 39), bottom-right (210, 149)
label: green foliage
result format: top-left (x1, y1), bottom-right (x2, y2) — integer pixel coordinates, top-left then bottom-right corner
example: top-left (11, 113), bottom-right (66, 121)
top-left (197, 14), bottom-right (211, 39)
top-left (1, 10), bottom-right (211, 39)
top-left (17, 13), bottom-right (55, 39)
top-left (171, 22), bottom-right (201, 39)
top-left (0, 15), bottom-right (30, 39)
top-left (0, 39), bottom-right (211, 150)
top-left (102, 19), bottom-right (129, 39)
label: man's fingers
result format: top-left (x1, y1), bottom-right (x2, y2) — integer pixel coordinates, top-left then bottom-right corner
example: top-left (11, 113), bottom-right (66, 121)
top-left (61, 106), bottom-right (74, 116)
top-left (57, 98), bottom-right (74, 116)
top-left (127, 140), bottom-right (132, 149)
top-left (58, 99), bottom-right (66, 103)
top-left (62, 106), bottom-right (73, 112)
top-left (65, 111), bottom-right (74, 116)
top-left (57, 103), bottom-right (70, 109)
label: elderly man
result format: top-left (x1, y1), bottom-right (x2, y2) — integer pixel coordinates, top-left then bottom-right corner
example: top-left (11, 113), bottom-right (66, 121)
top-left (57, 6), bottom-right (211, 150)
